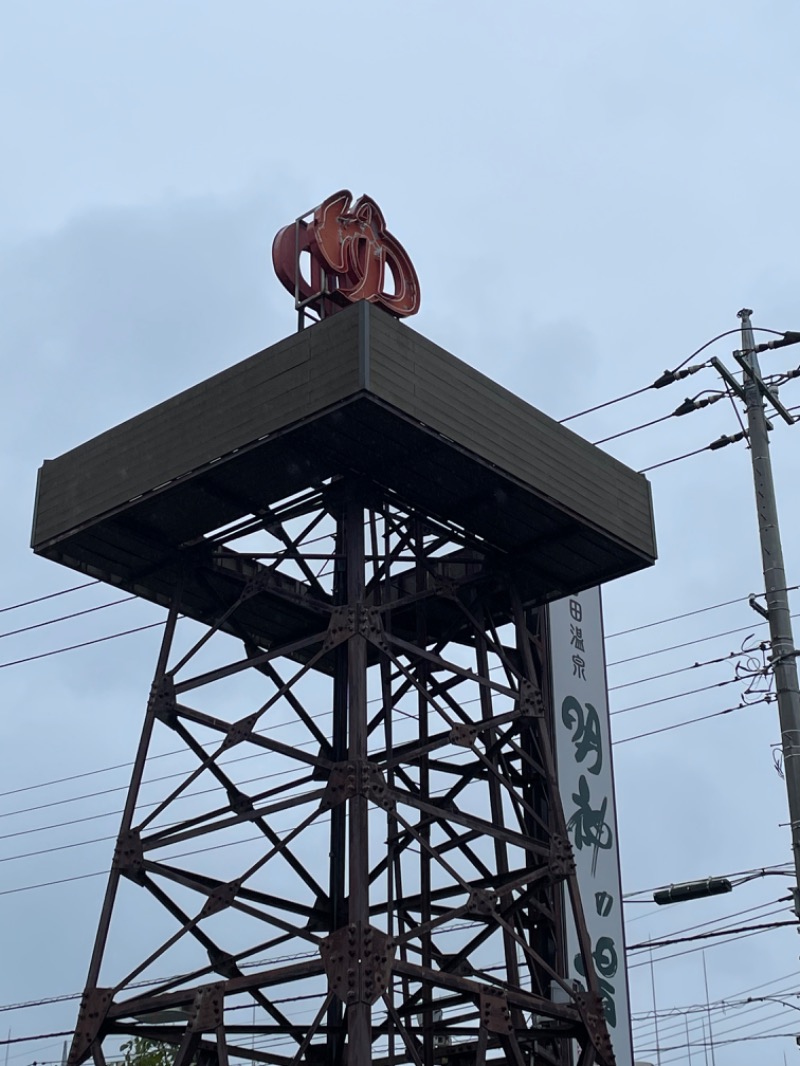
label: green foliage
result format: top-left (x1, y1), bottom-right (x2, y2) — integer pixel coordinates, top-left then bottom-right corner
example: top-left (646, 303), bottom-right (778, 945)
top-left (116, 1037), bottom-right (175, 1066)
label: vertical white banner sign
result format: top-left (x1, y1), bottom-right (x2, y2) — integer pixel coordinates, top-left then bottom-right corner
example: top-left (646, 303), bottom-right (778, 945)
top-left (548, 587), bottom-right (633, 1066)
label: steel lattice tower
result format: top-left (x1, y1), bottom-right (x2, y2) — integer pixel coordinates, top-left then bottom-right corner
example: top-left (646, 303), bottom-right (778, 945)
top-left (33, 301), bottom-right (655, 1066)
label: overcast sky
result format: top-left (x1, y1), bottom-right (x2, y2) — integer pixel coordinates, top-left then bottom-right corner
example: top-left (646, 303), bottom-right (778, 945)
top-left (2, 3), bottom-right (800, 1064)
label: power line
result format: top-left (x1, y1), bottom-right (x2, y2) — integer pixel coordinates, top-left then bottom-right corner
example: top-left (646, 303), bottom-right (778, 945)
top-left (646, 1013), bottom-right (797, 1058)
top-left (672, 325), bottom-right (784, 373)
top-left (0, 949), bottom-right (323, 1015)
top-left (639, 429), bottom-right (748, 474)
top-left (607, 616), bottom-right (800, 667)
top-left (0, 581), bottom-right (100, 615)
top-left (0, 759), bottom-right (315, 842)
top-left (614, 696), bottom-right (771, 745)
top-left (0, 698), bottom-right (340, 822)
top-left (558, 326), bottom-right (784, 425)
top-left (608, 648), bottom-right (763, 693)
top-left (0, 619), bottom-right (168, 669)
top-left (627, 918), bottom-right (796, 952)
top-left (635, 995), bottom-right (800, 1059)
top-left (0, 1033), bottom-right (73, 1046)
top-left (0, 760), bottom-right (311, 859)
top-left (633, 985), bottom-right (799, 1041)
top-left (592, 392), bottom-right (727, 447)
top-left (632, 973), bottom-right (800, 1022)
top-left (638, 1019), bottom-right (800, 1055)
top-left (632, 970), bottom-right (800, 1055)
top-left (605, 591), bottom-right (797, 639)
top-left (610, 676), bottom-right (744, 716)
top-left (0, 753), bottom-right (173, 800)
top-left (592, 411), bottom-right (675, 445)
top-left (0, 733), bottom-right (306, 819)
top-left (627, 923), bottom-right (781, 969)
top-left (558, 383), bottom-right (657, 424)
top-left (0, 593), bottom-right (783, 684)
top-left (626, 897), bottom-right (788, 940)
top-left (0, 595), bottom-right (136, 641)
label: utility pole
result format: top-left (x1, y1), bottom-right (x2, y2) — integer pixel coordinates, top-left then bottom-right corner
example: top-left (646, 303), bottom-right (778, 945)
top-left (738, 308), bottom-right (800, 915)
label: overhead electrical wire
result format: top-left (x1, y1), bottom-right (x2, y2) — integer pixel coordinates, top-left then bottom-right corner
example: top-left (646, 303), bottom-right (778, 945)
top-left (626, 917), bottom-right (796, 952)
top-left (1, 576), bottom-right (777, 655)
top-left (638, 430), bottom-right (748, 473)
top-left (638, 1012), bottom-right (800, 1056)
top-left (1, 924), bottom-right (793, 1063)
top-left (604, 589), bottom-right (798, 639)
top-left (627, 923), bottom-right (783, 969)
top-left (608, 614), bottom-right (800, 667)
top-left (657, 1032), bottom-right (800, 1056)
top-left (0, 580), bottom-right (100, 614)
top-left (626, 895), bottom-right (788, 936)
top-left (0, 595), bottom-right (136, 641)
top-left (592, 411), bottom-right (676, 445)
top-left (610, 676), bottom-right (746, 716)
top-left (9, 927), bottom-right (793, 1034)
top-left (629, 915), bottom-right (800, 1042)
top-left (0, 719), bottom-right (319, 818)
top-left (608, 647), bottom-right (765, 693)
top-left (635, 1006), bottom-right (797, 1057)
top-left (0, 618), bottom-right (168, 669)
top-left (633, 990), bottom-right (797, 1040)
top-left (608, 596), bottom-right (751, 637)
top-left (0, 1033), bottom-right (73, 1047)
top-left (0, 752), bottom-right (175, 800)
top-left (592, 391), bottom-right (727, 446)
top-left (634, 988), bottom-right (800, 1054)
top-left (0, 757), bottom-right (317, 843)
top-left (631, 968), bottom-right (800, 1054)
top-left (626, 909), bottom-right (792, 968)
top-left (0, 577), bottom-right (791, 942)
top-left (6, 660), bottom-right (698, 855)
top-left (671, 326), bottom-right (785, 372)
top-left (632, 973), bottom-right (800, 1022)
top-left (557, 325), bottom-right (785, 425)
top-left (614, 695), bottom-right (772, 745)
top-left (639, 365), bottom-right (800, 473)
top-left (557, 382), bottom-right (657, 424)
top-left (0, 761), bottom-right (315, 859)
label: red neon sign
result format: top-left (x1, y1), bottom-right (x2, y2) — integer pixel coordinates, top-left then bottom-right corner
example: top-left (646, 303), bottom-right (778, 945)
top-left (272, 190), bottom-right (420, 320)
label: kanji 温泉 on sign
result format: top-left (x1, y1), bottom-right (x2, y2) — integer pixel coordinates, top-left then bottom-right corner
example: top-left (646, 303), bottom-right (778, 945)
top-left (272, 190), bottom-right (420, 319)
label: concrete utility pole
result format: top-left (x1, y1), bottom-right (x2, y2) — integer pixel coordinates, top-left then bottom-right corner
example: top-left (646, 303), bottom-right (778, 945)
top-left (738, 308), bottom-right (800, 915)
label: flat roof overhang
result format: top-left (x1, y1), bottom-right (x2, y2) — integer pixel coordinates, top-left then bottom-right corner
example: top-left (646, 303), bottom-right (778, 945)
top-left (32, 301), bottom-right (656, 655)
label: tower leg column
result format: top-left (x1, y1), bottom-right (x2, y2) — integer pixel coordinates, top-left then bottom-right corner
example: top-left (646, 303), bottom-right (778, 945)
top-left (328, 515), bottom-right (348, 1065)
top-left (345, 493), bottom-right (371, 1063)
